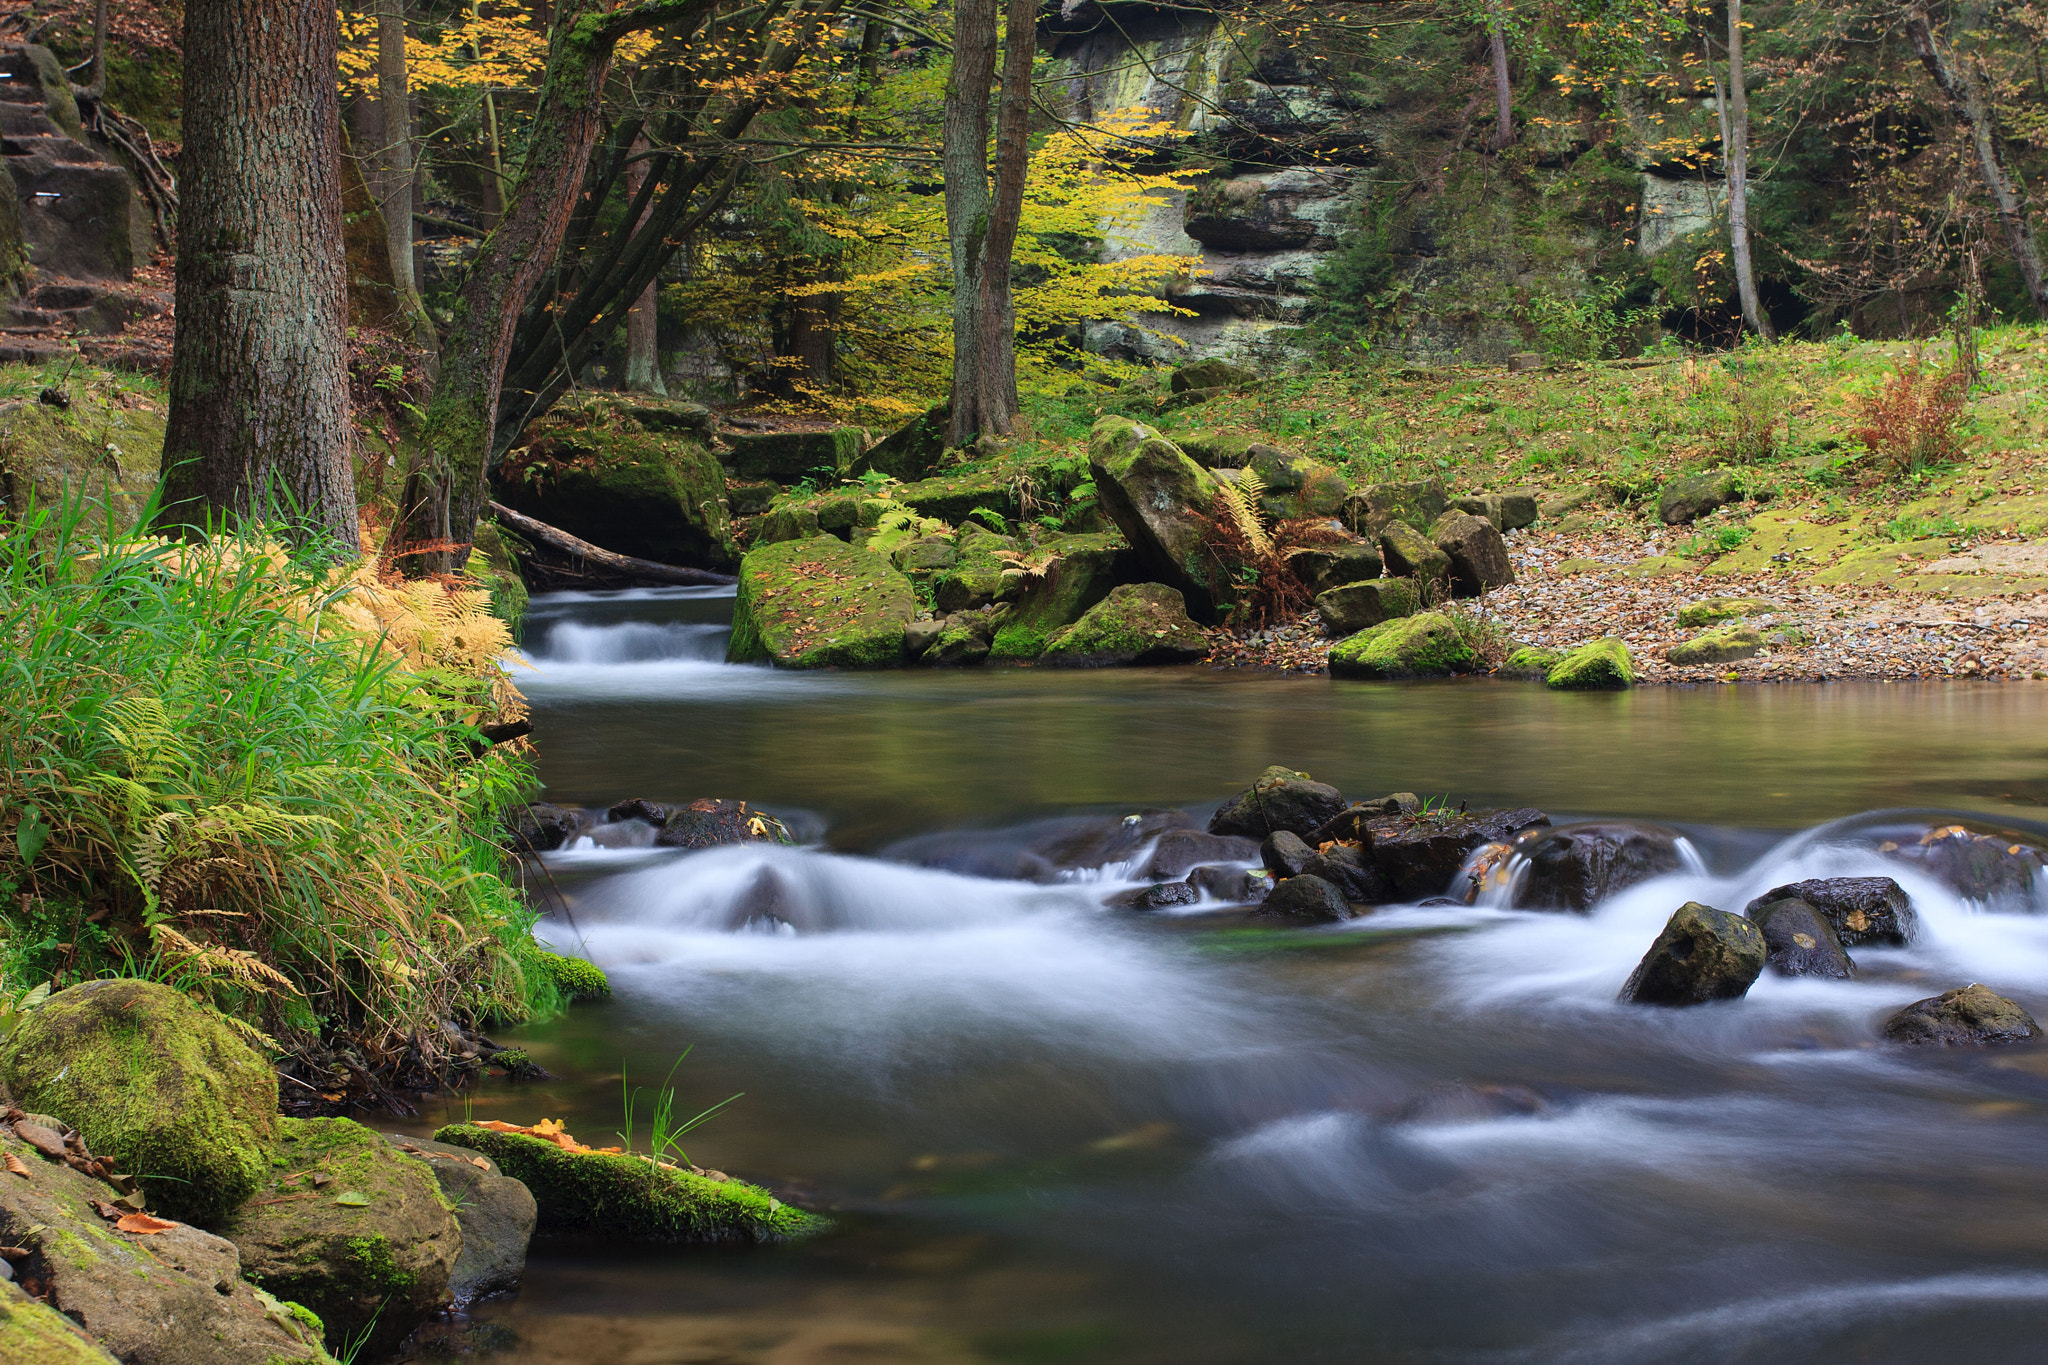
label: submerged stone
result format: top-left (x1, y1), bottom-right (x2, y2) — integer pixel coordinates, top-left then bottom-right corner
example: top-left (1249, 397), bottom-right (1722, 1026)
top-left (1880, 984), bottom-right (2041, 1046)
top-left (1620, 902), bottom-right (1767, 1006)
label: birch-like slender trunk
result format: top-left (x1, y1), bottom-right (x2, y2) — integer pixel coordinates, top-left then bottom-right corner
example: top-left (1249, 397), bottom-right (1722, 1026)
top-left (376, 0), bottom-right (438, 356)
top-left (1712, 0), bottom-right (1773, 340)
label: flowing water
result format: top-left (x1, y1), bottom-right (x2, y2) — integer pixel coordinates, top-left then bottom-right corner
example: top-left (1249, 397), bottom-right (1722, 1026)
top-left (400, 587), bottom-right (2048, 1365)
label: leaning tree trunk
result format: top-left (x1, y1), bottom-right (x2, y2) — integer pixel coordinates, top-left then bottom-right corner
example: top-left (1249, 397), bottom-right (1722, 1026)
top-left (1715, 0), bottom-right (1773, 341)
top-left (158, 0), bottom-right (357, 551)
top-left (943, 0), bottom-right (1034, 448)
top-left (1487, 10), bottom-right (1513, 151)
top-left (1906, 3), bottom-right (2048, 319)
top-left (375, 0), bottom-right (438, 357)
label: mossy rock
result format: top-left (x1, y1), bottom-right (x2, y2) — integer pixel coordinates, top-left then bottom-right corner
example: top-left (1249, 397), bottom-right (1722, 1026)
top-left (1675, 596), bottom-right (1772, 628)
top-left (1041, 582), bottom-right (1209, 667)
top-left (1174, 427), bottom-right (1259, 468)
top-left (1666, 625), bottom-right (1761, 666)
top-left (224, 1117), bottom-right (461, 1359)
top-left (726, 535), bottom-right (916, 669)
top-left (752, 502), bottom-right (822, 545)
top-left (723, 427), bottom-right (863, 484)
top-left (1171, 358), bottom-right (1257, 392)
top-left (1501, 645), bottom-right (1565, 679)
top-left (432, 1124), bottom-right (828, 1244)
top-left (0, 1280), bottom-right (118, 1365)
top-left (536, 950), bottom-right (610, 1001)
top-left (0, 366), bottom-right (167, 536)
top-left (1344, 477), bottom-right (1448, 536)
top-left (853, 403), bottom-right (949, 482)
top-left (468, 519), bottom-right (529, 640)
top-left (1328, 612), bottom-right (1474, 679)
top-left (0, 979), bottom-right (277, 1225)
top-left (931, 530), bottom-right (1021, 613)
top-left (1314, 578), bottom-right (1415, 636)
top-left (893, 462), bottom-right (1047, 527)
top-left (1378, 521), bottom-right (1451, 582)
top-left (1658, 468), bottom-right (1742, 525)
top-left (989, 532), bottom-right (1127, 660)
top-left (1087, 416), bottom-right (1223, 616)
top-left (1546, 637), bottom-right (1634, 689)
top-left (494, 407), bottom-right (735, 567)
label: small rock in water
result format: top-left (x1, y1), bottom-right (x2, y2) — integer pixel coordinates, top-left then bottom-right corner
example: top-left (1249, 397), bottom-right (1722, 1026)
top-left (1305, 843), bottom-right (1390, 904)
top-left (1184, 864), bottom-right (1269, 904)
top-left (1106, 882), bottom-right (1201, 912)
top-left (1620, 902), bottom-right (1767, 1007)
top-left (1143, 829), bottom-right (1258, 880)
top-left (508, 802), bottom-right (581, 853)
top-left (1369, 807), bottom-right (1551, 901)
top-left (1746, 898), bottom-right (1855, 979)
top-left (1743, 877), bottom-right (1916, 948)
top-left (1880, 984), bottom-right (2041, 1046)
top-left (1261, 830), bottom-right (1316, 878)
top-left (1250, 874), bottom-right (1350, 924)
top-left (1513, 821), bottom-right (1684, 912)
top-left (1209, 766), bottom-right (1349, 840)
top-left (1881, 824), bottom-right (2045, 908)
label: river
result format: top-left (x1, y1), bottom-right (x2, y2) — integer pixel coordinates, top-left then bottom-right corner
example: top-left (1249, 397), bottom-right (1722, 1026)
top-left (398, 585), bottom-right (2048, 1365)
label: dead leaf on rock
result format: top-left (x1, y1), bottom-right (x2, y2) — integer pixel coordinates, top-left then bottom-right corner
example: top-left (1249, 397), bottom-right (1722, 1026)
top-left (114, 1213), bottom-right (178, 1235)
top-left (3, 1153), bottom-right (29, 1178)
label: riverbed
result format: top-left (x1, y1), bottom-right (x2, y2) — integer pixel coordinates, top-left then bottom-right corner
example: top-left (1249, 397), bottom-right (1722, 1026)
top-left (398, 585), bottom-right (2048, 1365)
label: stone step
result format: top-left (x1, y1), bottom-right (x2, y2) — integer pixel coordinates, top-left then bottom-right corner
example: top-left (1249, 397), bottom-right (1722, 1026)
top-left (3, 133), bottom-right (103, 165)
top-left (0, 102), bottom-right (54, 136)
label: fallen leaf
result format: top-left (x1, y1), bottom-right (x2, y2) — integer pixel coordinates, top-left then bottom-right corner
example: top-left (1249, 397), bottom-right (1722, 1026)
top-left (470, 1157), bottom-right (489, 1169)
top-left (115, 1213), bottom-right (177, 1235)
top-left (333, 1191), bottom-right (371, 1207)
top-left (3, 1154), bottom-right (28, 1178)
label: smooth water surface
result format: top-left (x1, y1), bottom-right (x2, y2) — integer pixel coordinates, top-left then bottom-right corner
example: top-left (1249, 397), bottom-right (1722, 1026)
top-left (404, 588), bottom-right (2048, 1365)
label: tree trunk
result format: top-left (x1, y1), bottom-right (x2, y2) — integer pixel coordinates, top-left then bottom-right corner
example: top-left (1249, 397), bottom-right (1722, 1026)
top-left (1719, 0), bottom-right (1773, 340)
top-left (390, 0), bottom-right (719, 575)
top-left (376, 0), bottom-right (437, 356)
top-left (943, 0), bottom-right (1034, 448)
top-left (158, 0), bottom-right (357, 551)
top-left (1487, 13), bottom-right (1513, 150)
top-left (1906, 3), bottom-right (2048, 319)
top-left (623, 135), bottom-right (667, 394)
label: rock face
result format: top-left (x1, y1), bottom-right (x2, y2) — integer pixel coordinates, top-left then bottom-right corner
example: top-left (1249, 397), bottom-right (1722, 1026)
top-left (0, 980), bottom-right (278, 1226)
top-left (1431, 511), bottom-right (1515, 596)
top-left (494, 397), bottom-right (735, 567)
top-left (1287, 539), bottom-right (1382, 594)
top-left (1252, 874), bottom-right (1351, 923)
top-left (1514, 822), bottom-right (1685, 912)
top-left (0, 1123), bottom-right (328, 1365)
top-left (1743, 878), bottom-right (1917, 948)
top-left (723, 427), bottom-right (862, 484)
top-left (1620, 902), bottom-right (1768, 1006)
top-left (1370, 808), bottom-right (1552, 901)
top-left (726, 536), bottom-right (918, 668)
top-left (1315, 578), bottom-right (1416, 636)
top-left (989, 532), bottom-right (1126, 660)
top-left (1667, 625), bottom-right (1762, 666)
top-left (1, 46), bottom-right (148, 285)
top-left (1378, 521), bottom-right (1451, 582)
top-left (1087, 417), bottom-right (1222, 614)
top-left (226, 1117), bottom-right (461, 1358)
top-left (1746, 898), bottom-right (1856, 979)
top-left (1209, 766), bottom-right (1349, 840)
top-left (508, 801), bottom-right (582, 853)
top-left (1658, 469), bottom-right (1742, 524)
top-left (854, 403), bottom-right (949, 481)
top-left (1328, 612), bottom-right (1474, 678)
top-left (1545, 637), bottom-right (1634, 690)
top-left (387, 1133), bottom-right (537, 1304)
top-left (434, 1123), bottom-right (827, 1243)
top-left (1880, 984), bottom-right (2041, 1046)
top-left (656, 798), bottom-right (794, 849)
top-left (1041, 583), bottom-right (1209, 667)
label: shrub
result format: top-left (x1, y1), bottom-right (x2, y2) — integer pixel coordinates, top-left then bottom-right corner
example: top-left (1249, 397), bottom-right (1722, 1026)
top-left (0, 503), bottom-right (560, 1074)
top-left (1849, 349), bottom-right (1968, 477)
top-left (1198, 470), bottom-right (1350, 629)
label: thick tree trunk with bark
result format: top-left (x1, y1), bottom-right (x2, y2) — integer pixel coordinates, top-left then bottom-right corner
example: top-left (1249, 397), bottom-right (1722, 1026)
top-left (1907, 3), bottom-right (2048, 318)
top-left (376, 0), bottom-right (438, 355)
top-left (944, 0), bottom-right (1034, 448)
top-left (158, 0), bottom-right (357, 550)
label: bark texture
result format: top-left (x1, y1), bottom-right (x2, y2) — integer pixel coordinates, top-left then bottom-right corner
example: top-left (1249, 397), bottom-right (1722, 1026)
top-left (1710, 1), bottom-right (1773, 341)
top-left (1487, 19), bottom-right (1513, 150)
top-left (1906, 3), bottom-right (2048, 318)
top-left (623, 135), bottom-right (667, 394)
top-left (159, 0), bottom-right (357, 550)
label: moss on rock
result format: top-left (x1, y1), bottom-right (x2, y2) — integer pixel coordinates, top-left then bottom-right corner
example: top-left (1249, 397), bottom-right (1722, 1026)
top-left (1675, 596), bottom-right (1773, 628)
top-left (1666, 624), bottom-right (1762, 666)
top-left (726, 535), bottom-right (916, 669)
top-left (1328, 612), bottom-right (1474, 678)
top-left (0, 979), bottom-right (277, 1225)
top-left (1040, 583), bottom-right (1209, 667)
top-left (1546, 637), bottom-right (1634, 689)
top-left (537, 950), bottom-right (610, 1001)
top-left (432, 1123), bottom-right (828, 1244)
top-left (990, 532), bottom-right (1127, 660)
top-left (1501, 645), bottom-right (1565, 679)
top-left (0, 365), bottom-right (167, 536)
top-left (724, 428), bottom-right (863, 484)
top-left (1087, 416), bottom-right (1223, 615)
top-left (0, 1279), bottom-right (118, 1365)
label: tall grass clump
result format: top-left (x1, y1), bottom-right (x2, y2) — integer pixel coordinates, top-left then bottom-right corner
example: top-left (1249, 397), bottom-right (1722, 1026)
top-left (0, 500), bottom-right (561, 1077)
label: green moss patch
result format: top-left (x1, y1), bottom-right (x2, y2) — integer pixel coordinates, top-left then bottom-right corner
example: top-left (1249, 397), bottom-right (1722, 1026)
top-left (433, 1124), bottom-right (828, 1244)
top-left (537, 950), bottom-right (610, 1000)
top-left (1328, 612), bottom-right (1475, 678)
top-left (726, 536), bottom-right (916, 669)
top-left (989, 532), bottom-right (1127, 660)
top-left (1546, 637), bottom-right (1634, 689)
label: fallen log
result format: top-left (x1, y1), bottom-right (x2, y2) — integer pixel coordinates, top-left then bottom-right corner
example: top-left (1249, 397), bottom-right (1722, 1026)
top-left (486, 501), bottom-right (736, 587)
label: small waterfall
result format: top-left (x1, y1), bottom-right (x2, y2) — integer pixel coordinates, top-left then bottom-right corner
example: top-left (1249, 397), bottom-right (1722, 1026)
top-left (527, 618), bottom-right (728, 665)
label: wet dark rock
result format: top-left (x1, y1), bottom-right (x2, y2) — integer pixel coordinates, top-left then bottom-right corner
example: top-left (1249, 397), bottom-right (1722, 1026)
top-left (605, 798), bottom-right (669, 825)
top-left (1619, 902), bottom-right (1767, 1006)
top-left (1882, 824), bottom-right (2045, 908)
top-left (1431, 511), bottom-right (1515, 597)
top-left (388, 1133), bottom-right (537, 1304)
top-left (1306, 843), bottom-right (1391, 904)
top-left (1209, 766), bottom-right (1349, 840)
top-left (1143, 829), bottom-right (1259, 880)
top-left (1185, 864), bottom-right (1271, 904)
top-left (902, 618), bottom-right (944, 660)
top-left (1369, 808), bottom-right (1551, 901)
top-left (1107, 881), bottom-right (1202, 911)
top-left (1880, 984), bottom-right (2041, 1046)
top-left (1746, 898), bottom-right (1855, 979)
top-left (1514, 822), bottom-right (1685, 913)
top-left (1743, 877), bottom-right (1916, 948)
top-left (655, 799), bottom-right (794, 849)
top-left (1022, 811), bottom-right (1199, 879)
top-left (1261, 830), bottom-right (1316, 879)
top-left (508, 802), bottom-right (581, 853)
top-left (1307, 794), bottom-right (1418, 845)
top-left (1250, 874), bottom-right (1351, 923)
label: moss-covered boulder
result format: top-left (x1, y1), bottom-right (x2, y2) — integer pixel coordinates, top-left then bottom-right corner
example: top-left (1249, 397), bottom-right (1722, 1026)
top-left (750, 502), bottom-right (821, 545)
top-left (385, 1133), bottom-right (537, 1304)
top-left (494, 401), bottom-right (734, 566)
top-left (1546, 637), bottom-right (1634, 690)
top-left (433, 1123), bottom-right (827, 1244)
top-left (0, 979), bottom-right (277, 1225)
top-left (1620, 902), bottom-right (1767, 1006)
top-left (989, 532), bottom-right (1126, 660)
top-left (1249, 451), bottom-right (1351, 521)
top-left (536, 949), bottom-right (610, 1000)
top-left (1287, 539), bottom-right (1381, 595)
top-left (1087, 416), bottom-right (1223, 616)
top-left (724, 427), bottom-right (863, 484)
top-left (1667, 624), bottom-right (1761, 666)
top-left (932, 527), bottom-right (1021, 613)
top-left (1172, 358), bottom-right (1258, 392)
top-left (224, 1117), bottom-right (462, 1358)
top-left (893, 464), bottom-right (1033, 526)
top-left (1315, 578), bottom-right (1416, 636)
top-left (0, 1123), bottom-right (331, 1365)
top-left (1501, 645), bottom-right (1564, 679)
top-left (853, 403), bottom-right (949, 482)
top-left (1175, 427), bottom-right (1259, 468)
top-left (1378, 520), bottom-right (1452, 583)
top-left (1345, 477), bottom-right (1448, 536)
top-left (1040, 583), bottom-right (1209, 667)
top-left (1675, 596), bottom-right (1773, 628)
top-left (1880, 984), bottom-right (2041, 1046)
top-left (726, 536), bottom-right (916, 668)
top-left (1658, 469), bottom-right (1743, 525)
top-left (1328, 612), bottom-right (1474, 679)
top-left (0, 367), bottom-right (167, 536)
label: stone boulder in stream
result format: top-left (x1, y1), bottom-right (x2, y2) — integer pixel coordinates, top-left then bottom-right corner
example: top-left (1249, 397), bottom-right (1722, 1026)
top-left (1512, 822), bottom-right (1686, 912)
top-left (1261, 830), bottom-right (1316, 878)
top-left (1040, 584), bottom-right (1208, 667)
top-left (508, 801), bottom-right (582, 853)
top-left (1305, 843), bottom-right (1391, 903)
top-left (726, 535), bottom-right (917, 669)
top-left (1209, 766), bottom-right (1349, 840)
top-left (1745, 897), bottom-right (1855, 979)
top-left (1367, 807), bottom-right (1551, 901)
top-left (1880, 823), bottom-right (2045, 908)
top-left (1143, 828), bottom-right (1259, 879)
top-left (1107, 881), bottom-right (1202, 911)
top-left (1185, 864), bottom-right (1271, 903)
top-left (1742, 877), bottom-right (1917, 948)
top-left (656, 799), bottom-right (794, 849)
top-left (1879, 985), bottom-right (2041, 1046)
top-left (1086, 416), bottom-right (1223, 616)
top-left (387, 1133), bottom-right (538, 1304)
top-left (1251, 874), bottom-right (1351, 923)
top-left (1619, 902), bottom-right (1767, 1006)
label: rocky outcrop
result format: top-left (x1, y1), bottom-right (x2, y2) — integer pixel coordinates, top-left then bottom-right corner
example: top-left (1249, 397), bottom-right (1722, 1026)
top-left (1745, 897), bottom-right (1855, 979)
top-left (1209, 766), bottom-right (1349, 840)
top-left (1086, 417), bottom-right (1223, 615)
top-left (1328, 612), bottom-right (1473, 678)
top-left (722, 427), bottom-right (862, 484)
top-left (1620, 902), bottom-right (1767, 1006)
top-left (1880, 984), bottom-right (2040, 1046)
top-left (1040, 583), bottom-right (1208, 667)
top-left (1742, 877), bottom-right (1917, 948)
top-left (0, 980), bottom-right (278, 1225)
top-left (1, 46), bottom-right (149, 290)
top-left (1513, 822), bottom-right (1685, 912)
top-left (726, 536), bottom-right (917, 668)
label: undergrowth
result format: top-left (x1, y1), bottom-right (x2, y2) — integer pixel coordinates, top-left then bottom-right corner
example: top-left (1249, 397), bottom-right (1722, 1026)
top-left (0, 500), bottom-right (561, 1075)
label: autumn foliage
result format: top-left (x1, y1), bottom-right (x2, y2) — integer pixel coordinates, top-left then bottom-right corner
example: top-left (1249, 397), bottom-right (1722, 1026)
top-left (1849, 350), bottom-right (1970, 477)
